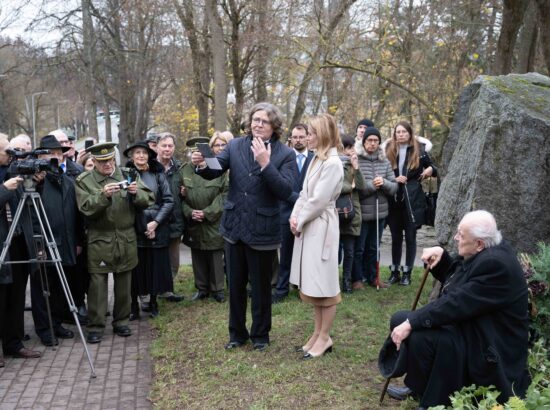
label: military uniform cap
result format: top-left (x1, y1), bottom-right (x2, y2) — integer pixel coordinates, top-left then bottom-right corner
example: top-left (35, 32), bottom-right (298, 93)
top-left (87, 142), bottom-right (118, 161)
top-left (186, 136), bottom-right (210, 148)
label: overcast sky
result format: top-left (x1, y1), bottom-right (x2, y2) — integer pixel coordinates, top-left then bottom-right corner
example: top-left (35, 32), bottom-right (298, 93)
top-left (1, 0), bottom-right (73, 45)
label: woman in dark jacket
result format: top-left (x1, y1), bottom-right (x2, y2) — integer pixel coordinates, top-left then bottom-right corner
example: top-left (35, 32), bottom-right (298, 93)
top-left (385, 121), bottom-right (435, 286)
top-left (338, 134), bottom-right (365, 293)
top-left (124, 141), bottom-right (174, 319)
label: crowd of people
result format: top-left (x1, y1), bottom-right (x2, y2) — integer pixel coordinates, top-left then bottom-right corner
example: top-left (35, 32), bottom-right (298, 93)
top-left (0, 102), bottom-right (530, 409)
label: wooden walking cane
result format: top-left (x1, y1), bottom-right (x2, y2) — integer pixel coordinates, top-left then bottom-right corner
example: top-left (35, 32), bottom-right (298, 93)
top-left (379, 263), bottom-right (432, 404)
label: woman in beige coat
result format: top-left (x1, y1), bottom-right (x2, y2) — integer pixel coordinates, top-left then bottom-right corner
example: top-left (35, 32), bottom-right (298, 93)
top-left (289, 113), bottom-right (344, 359)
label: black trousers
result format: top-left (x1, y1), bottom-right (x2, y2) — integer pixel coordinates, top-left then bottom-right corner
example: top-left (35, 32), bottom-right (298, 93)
top-left (387, 208), bottom-right (417, 268)
top-left (30, 266), bottom-right (66, 338)
top-left (391, 310), bottom-right (465, 408)
top-left (226, 241), bottom-right (275, 344)
top-left (2, 235), bottom-right (29, 354)
top-left (274, 224), bottom-right (294, 297)
top-left (68, 250), bottom-right (90, 308)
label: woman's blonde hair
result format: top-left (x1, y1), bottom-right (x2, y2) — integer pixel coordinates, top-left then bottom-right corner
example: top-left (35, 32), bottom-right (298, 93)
top-left (385, 120), bottom-right (420, 170)
top-left (209, 130), bottom-right (234, 148)
top-left (307, 113), bottom-right (342, 160)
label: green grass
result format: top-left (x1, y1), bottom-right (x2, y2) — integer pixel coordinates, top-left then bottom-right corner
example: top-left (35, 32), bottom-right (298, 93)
top-left (149, 266), bottom-right (432, 409)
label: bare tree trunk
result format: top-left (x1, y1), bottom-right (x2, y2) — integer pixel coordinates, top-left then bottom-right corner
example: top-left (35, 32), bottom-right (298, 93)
top-left (103, 104), bottom-right (112, 142)
top-left (206, 0), bottom-right (228, 131)
top-left (290, 0), bottom-right (357, 128)
top-left (535, 0), bottom-right (550, 74)
top-left (492, 0), bottom-right (528, 75)
top-left (82, 0), bottom-right (98, 138)
top-left (173, 0), bottom-right (211, 136)
top-left (254, 0), bottom-right (268, 102)
top-left (516, 0), bottom-right (538, 73)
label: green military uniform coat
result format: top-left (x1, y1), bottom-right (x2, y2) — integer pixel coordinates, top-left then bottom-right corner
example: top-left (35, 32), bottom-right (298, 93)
top-left (180, 163), bottom-right (228, 250)
top-left (75, 166), bottom-right (154, 332)
top-left (76, 167), bottom-right (154, 273)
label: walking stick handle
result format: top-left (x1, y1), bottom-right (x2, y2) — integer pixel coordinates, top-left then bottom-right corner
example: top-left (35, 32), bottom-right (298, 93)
top-left (379, 263), bottom-right (432, 404)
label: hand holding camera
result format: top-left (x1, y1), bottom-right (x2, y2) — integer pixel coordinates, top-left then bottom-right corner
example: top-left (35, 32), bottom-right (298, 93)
top-left (103, 182), bottom-right (121, 198)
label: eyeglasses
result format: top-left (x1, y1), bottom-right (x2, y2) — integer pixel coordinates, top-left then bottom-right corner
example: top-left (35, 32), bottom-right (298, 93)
top-left (252, 117), bottom-right (271, 126)
top-left (212, 143), bottom-right (227, 149)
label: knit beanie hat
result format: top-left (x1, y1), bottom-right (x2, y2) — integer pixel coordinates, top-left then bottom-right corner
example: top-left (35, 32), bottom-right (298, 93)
top-left (356, 118), bottom-right (374, 131)
top-left (362, 127), bottom-right (382, 144)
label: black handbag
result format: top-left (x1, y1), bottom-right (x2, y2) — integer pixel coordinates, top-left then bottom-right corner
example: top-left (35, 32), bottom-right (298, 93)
top-left (422, 176), bottom-right (438, 227)
top-left (336, 193), bottom-right (355, 223)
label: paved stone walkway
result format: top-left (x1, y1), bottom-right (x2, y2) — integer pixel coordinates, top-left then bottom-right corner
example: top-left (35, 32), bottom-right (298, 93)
top-left (0, 276), bottom-right (152, 410)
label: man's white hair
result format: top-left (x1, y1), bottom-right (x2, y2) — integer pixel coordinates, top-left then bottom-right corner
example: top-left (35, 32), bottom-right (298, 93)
top-left (462, 210), bottom-right (502, 248)
top-left (48, 129), bottom-right (68, 140)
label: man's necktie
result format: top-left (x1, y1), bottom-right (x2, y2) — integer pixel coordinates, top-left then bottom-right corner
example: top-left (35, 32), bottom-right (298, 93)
top-left (297, 154), bottom-right (304, 173)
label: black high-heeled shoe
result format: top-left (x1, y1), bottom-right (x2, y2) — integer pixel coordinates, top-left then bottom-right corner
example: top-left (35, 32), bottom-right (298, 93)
top-left (302, 345), bottom-right (333, 360)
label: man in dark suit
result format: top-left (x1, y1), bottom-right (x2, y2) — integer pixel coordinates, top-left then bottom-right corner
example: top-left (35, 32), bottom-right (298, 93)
top-left (272, 123), bottom-right (313, 304)
top-left (384, 210), bottom-right (530, 409)
top-left (191, 102), bottom-right (295, 352)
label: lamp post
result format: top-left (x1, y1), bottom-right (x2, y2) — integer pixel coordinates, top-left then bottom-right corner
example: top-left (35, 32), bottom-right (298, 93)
top-left (31, 91), bottom-right (48, 148)
top-left (57, 99), bottom-right (70, 128)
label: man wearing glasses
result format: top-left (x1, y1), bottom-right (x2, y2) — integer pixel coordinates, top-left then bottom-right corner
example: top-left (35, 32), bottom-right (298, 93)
top-left (191, 102), bottom-right (295, 352)
top-left (273, 123), bottom-right (313, 304)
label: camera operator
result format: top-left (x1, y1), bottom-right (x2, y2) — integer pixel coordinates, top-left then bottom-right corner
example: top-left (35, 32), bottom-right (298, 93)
top-left (0, 135), bottom-right (41, 360)
top-left (28, 135), bottom-right (84, 346)
top-left (75, 142), bottom-right (155, 344)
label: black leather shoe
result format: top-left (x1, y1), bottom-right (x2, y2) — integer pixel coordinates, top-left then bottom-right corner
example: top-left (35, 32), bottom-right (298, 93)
top-left (212, 292), bottom-right (225, 303)
top-left (253, 342), bottom-right (269, 352)
top-left (302, 345), bottom-right (333, 360)
top-left (387, 385), bottom-right (414, 401)
top-left (40, 334), bottom-right (59, 347)
top-left (55, 326), bottom-right (74, 339)
top-left (113, 326), bottom-right (132, 337)
top-left (165, 294), bottom-right (184, 302)
top-left (191, 291), bottom-right (209, 301)
top-left (129, 312), bottom-right (140, 321)
top-left (224, 341), bottom-right (245, 350)
top-left (271, 294), bottom-right (287, 304)
top-left (87, 332), bottom-right (103, 344)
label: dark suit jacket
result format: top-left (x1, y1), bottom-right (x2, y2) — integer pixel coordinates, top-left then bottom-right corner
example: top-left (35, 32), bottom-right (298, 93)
top-left (198, 134), bottom-right (295, 246)
top-left (279, 150), bottom-right (314, 224)
top-left (408, 241), bottom-right (530, 401)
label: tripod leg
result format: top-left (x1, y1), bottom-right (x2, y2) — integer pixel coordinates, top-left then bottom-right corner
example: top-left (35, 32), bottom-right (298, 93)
top-left (30, 193), bottom-right (97, 378)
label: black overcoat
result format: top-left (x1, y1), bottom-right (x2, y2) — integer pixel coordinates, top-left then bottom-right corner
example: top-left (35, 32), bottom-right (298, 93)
top-left (408, 241), bottom-right (530, 403)
top-left (36, 171), bottom-right (84, 266)
top-left (0, 185), bottom-right (13, 284)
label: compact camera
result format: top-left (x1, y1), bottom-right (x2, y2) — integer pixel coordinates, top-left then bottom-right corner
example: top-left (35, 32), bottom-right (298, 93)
top-left (117, 180), bottom-right (129, 190)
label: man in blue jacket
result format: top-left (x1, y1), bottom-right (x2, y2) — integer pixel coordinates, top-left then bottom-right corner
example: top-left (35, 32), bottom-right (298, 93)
top-left (191, 102), bottom-right (295, 352)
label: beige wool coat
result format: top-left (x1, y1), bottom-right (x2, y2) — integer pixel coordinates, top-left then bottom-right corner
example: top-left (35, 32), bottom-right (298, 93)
top-left (289, 148), bottom-right (344, 297)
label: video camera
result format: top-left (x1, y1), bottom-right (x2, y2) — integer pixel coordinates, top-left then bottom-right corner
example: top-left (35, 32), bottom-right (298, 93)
top-left (6, 148), bottom-right (59, 175)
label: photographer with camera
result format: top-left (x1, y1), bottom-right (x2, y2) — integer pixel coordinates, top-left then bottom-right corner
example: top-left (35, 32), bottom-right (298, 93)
top-left (0, 135), bottom-right (41, 361)
top-left (27, 135), bottom-right (84, 346)
top-left (75, 142), bottom-right (155, 344)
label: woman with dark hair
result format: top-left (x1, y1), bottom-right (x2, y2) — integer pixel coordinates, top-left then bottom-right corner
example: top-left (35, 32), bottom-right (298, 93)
top-left (124, 141), bottom-right (174, 319)
top-left (385, 121), bottom-right (435, 286)
top-left (290, 113), bottom-right (344, 359)
top-left (338, 134), bottom-right (365, 293)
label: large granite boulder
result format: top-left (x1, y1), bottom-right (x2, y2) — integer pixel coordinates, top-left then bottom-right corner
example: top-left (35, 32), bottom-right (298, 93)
top-left (436, 72), bottom-right (550, 253)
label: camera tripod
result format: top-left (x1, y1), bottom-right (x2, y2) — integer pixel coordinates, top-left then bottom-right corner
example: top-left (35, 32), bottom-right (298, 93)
top-left (0, 183), bottom-right (96, 378)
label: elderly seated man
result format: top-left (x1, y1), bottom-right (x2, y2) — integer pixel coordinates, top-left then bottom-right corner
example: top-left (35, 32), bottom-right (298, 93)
top-left (380, 210), bottom-right (530, 410)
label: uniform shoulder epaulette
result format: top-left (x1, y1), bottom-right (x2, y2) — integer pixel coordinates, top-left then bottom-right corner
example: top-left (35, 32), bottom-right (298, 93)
top-left (76, 170), bottom-right (91, 182)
